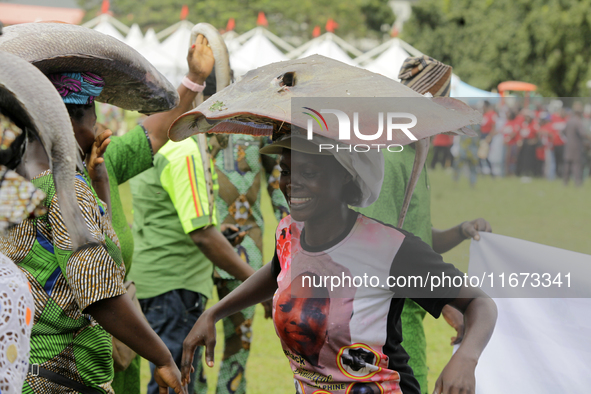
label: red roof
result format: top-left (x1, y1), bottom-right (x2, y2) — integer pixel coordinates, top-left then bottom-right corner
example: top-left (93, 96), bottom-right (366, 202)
top-left (0, 3), bottom-right (84, 25)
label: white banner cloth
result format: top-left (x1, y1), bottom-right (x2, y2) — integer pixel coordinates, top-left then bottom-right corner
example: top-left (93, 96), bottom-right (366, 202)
top-left (467, 233), bottom-right (591, 392)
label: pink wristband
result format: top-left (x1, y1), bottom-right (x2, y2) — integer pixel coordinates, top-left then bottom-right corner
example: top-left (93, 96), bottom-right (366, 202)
top-left (182, 76), bottom-right (206, 92)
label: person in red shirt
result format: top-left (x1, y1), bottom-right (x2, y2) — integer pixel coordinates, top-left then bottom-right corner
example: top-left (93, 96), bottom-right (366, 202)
top-left (516, 111), bottom-right (540, 177)
top-left (479, 101), bottom-right (497, 176)
top-left (430, 133), bottom-right (454, 169)
top-left (502, 110), bottom-right (521, 175)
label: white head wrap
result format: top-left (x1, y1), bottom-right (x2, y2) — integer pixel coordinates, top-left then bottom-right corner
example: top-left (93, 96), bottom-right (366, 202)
top-left (260, 134), bottom-right (384, 207)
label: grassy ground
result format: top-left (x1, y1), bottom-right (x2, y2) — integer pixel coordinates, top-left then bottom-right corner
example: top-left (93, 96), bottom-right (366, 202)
top-left (119, 168), bottom-right (591, 393)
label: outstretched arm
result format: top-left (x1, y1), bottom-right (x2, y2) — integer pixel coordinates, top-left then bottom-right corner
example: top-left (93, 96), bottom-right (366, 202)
top-left (432, 218), bottom-right (492, 254)
top-left (181, 262), bottom-right (277, 384)
top-left (433, 287), bottom-right (497, 394)
top-left (142, 34), bottom-right (215, 154)
top-left (190, 226), bottom-right (255, 282)
top-left (86, 295), bottom-right (186, 394)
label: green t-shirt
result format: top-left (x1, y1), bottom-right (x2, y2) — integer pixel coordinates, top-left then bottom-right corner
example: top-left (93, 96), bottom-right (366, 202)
top-left (129, 136), bottom-right (218, 300)
top-left (104, 125), bottom-right (154, 274)
top-left (356, 145), bottom-right (432, 394)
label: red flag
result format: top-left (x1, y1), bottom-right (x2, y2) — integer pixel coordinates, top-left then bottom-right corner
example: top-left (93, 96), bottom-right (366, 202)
top-left (226, 18), bottom-right (235, 31)
top-left (100, 0), bottom-right (109, 14)
top-left (312, 25), bottom-right (321, 37)
top-left (257, 11), bottom-right (268, 27)
top-left (325, 18), bottom-right (339, 33)
top-left (180, 5), bottom-right (189, 20)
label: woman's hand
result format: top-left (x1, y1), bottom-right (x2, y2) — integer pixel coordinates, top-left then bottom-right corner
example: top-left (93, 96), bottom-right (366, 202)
top-left (154, 360), bottom-right (188, 394)
top-left (220, 223), bottom-right (246, 247)
top-left (87, 129), bottom-right (112, 183)
top-left (186, 34), bottom-right (215, 85)
top-left (442, 305), bottom-right (465, 345)
top-left (181, 309), bottom-right (217, 385)
top-left (460, 218), bottom-right (492, 241)
top-left (433, 352), bottom-right (477, 394)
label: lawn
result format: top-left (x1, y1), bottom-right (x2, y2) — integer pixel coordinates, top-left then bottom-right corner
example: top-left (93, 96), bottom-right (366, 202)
top-left (118, 168), bottom-right (591, 393)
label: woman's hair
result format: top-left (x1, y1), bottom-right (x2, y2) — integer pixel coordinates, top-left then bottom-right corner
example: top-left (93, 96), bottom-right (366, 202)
top-left (65, 103), bottom-right (94, 122)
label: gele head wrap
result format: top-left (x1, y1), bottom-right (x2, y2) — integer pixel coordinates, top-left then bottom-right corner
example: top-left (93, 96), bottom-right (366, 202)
top-left (48, 72), bottom-right (105, 105)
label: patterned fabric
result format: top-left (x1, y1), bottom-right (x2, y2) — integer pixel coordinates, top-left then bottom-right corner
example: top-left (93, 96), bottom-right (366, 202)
top-left (48, 73), bottom-right (105, 105)
top-left (206, 279), bottom-right (256, 394)
top-left (398, 56), bottom-right (452, 98)
top-left (0, 166), bottom-right (46, 235)
top-left (0, 252), bottom-right (35, 394)
top-left (0, 115), bottom-right (47, 234)
top-left (214, 135), bottom-right (288, 279)
top-left (0, 170), bottom-right (126, 394)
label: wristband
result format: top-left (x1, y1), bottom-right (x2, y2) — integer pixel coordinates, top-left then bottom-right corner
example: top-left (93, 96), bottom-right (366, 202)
top-left (182, 76), bottom-right (206, 92)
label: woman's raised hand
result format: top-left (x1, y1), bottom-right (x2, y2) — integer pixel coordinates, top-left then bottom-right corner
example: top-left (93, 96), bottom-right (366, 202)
top-left (181, 309), bottom-right (217, 385)
top-left (87, 128), bottom-right (111, 182)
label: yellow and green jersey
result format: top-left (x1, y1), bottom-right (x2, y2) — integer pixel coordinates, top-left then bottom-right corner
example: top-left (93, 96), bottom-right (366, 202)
top-left (129, 136), bottom-right (218, 300)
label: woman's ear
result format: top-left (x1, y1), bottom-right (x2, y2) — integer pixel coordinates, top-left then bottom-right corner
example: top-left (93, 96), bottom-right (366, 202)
top-left (342, 171), bottom-right (353, 185)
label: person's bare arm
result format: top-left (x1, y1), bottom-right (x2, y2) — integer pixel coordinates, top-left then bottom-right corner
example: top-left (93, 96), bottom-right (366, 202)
top-left (142, 34), bottom-right (215, 154)
top-left (189, 226), bottom-right (255, 282)
top-left (431, 218), bottom-right (492, 254)
top-left (433, 287), bottom-right (497, 394)
top-left (85, 294), bottom-right (187, 394)
top-left (181, 263), bottom-right (277, 384)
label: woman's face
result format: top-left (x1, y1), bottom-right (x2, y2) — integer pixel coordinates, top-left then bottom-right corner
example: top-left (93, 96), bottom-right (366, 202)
top-left (279, 149), bottom-right (350, 222)
top-left (72, 104), bottom-right (97, 154)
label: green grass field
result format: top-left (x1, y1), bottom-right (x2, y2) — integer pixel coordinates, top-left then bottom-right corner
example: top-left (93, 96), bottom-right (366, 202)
top-left (118, 168), bottom-right (591, 393)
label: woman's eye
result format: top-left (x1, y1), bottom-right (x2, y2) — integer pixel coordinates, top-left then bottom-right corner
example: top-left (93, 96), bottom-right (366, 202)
top-left (279, 303), bottom-right (293, 313)
top-left (280, 170), bottom-right (290, 176)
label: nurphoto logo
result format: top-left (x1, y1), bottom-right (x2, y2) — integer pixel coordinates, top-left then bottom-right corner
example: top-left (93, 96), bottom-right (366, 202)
top-left (303, 107), bottom-right (418, 153)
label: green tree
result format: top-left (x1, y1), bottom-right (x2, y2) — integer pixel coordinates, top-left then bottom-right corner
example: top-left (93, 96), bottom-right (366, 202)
top-left (403, 0), bottom-right (591, 97)
top-left (79, 0), bottom-right (394, 41)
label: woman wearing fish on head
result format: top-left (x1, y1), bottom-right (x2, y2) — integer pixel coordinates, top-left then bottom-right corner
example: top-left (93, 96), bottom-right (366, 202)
top-left (182, 132), bottom-right (497, 394)
top-left (174, 56), bottom-right (497, 394)
top-left (0, 33), bottom-right (214, 394)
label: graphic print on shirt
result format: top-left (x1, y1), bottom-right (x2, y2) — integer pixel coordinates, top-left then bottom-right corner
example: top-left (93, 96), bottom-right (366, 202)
top-left (272, 215), bottom-right (409, 394)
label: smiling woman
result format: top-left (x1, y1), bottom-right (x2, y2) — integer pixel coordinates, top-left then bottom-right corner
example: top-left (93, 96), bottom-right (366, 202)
top-left (182, 132), bottom-right (497, 394)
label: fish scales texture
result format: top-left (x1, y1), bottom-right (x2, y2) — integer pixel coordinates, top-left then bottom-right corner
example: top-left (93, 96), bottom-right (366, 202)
top-left (0, 51), bottom-right (94, 248)
top-left (0, 23), bottom-right (179, 113)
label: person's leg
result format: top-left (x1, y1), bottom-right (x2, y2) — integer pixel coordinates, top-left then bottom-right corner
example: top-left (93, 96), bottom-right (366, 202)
top-left (215, 279), bottom-right (256, 394)
top-left (563, 160), bottom-right (572, 185)
top-left (574, 160), bottom-right (584, 186)
top-left (140, 290), bottom-right (206, 394)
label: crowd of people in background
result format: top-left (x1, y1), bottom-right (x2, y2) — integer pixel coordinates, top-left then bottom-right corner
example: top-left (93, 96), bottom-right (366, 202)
top-left (430, 99), bottom-right (591, 186)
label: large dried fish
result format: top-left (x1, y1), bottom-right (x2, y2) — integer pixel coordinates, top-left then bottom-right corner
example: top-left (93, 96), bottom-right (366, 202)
top-left (0, 51), bottom-right (94, 247)
top-left (0, 23), bottom-right (179, 114)
top-left (169, 55), bottom-right (481, 143)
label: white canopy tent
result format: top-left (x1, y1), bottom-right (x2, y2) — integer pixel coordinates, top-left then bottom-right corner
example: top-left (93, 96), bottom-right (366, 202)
top-left (223, 30), bottom-right (242, 55)
top-left (124, 23), bottom-right (144, 48)
top-left (356, 38), bottom-right (423, 80)
top-left (83, 14), bottom-right (128, 42)
top-left (288, 32), bottom-right (362, 66)
top-left (133, 28), bottom-right (178, 85)
top-left (157, 20), bottom-right (195, 86)
top-left (230, 27), bottom-right (291, 77)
